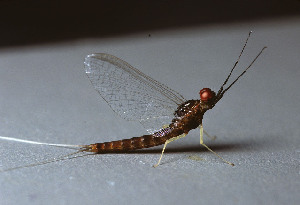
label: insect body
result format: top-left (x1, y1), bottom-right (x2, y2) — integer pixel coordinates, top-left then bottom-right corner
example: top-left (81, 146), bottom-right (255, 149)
top-left (79, 32), bottom-right (266, 167)
top-left (89, 99), bottom-right (202, 152)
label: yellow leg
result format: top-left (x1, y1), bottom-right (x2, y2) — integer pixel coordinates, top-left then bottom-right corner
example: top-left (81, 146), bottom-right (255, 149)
top-left (153, 134), bottom-right (186, 168)
top-left (200, 124), bottom-right (234, 166)
top-left (203, 129), bottom-right (216, 141)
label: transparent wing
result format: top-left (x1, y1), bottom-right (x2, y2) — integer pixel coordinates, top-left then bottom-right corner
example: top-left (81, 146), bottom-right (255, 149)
top-left (84, 53), bottom-right (186, 134)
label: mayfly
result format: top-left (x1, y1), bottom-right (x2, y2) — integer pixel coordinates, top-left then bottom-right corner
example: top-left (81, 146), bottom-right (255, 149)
top-left (0, 32), bottom-right (266, 170)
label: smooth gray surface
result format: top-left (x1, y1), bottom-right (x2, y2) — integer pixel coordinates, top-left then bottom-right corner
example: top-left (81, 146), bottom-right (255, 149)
top-left (0, 18), bottom-right (299, 205)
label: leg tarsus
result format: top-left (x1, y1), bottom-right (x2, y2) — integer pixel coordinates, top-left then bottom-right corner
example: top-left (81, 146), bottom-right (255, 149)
top-left (153, 134), bottom-right (186, 168)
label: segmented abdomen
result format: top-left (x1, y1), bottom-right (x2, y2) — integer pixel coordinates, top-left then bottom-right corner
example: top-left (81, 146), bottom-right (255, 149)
top-left (90, 127), bottom-right (178, 153)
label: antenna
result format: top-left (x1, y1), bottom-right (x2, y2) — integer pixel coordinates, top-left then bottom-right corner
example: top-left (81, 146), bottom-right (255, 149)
top-left (216, 31), bottom-right (253, 97)
top-left (221, 46), bottom-right (267, 94)
top-left (215, 32), bottom-right (267, 103)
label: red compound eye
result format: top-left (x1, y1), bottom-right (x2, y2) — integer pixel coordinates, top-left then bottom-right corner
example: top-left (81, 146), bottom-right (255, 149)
top-left (200, 88), bottom-right (215, 102)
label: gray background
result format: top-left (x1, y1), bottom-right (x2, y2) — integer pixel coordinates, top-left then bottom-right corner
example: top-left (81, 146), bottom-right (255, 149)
top-left (0, 1), bottom-right (299, 205)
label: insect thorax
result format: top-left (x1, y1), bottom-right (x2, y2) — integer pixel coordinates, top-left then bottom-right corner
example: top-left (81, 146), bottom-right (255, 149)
top-left (174, 100), bottom-right (200, 118)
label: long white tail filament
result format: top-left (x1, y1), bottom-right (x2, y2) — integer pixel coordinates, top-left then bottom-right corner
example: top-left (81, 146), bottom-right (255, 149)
top-left (0, 135), bottom-right (91, 172)
top-left (0, 135), bottom-right (82, 149)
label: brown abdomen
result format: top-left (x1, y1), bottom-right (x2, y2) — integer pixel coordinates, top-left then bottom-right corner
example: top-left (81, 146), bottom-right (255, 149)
top-left (90, 134), bottom-right (170, 153)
